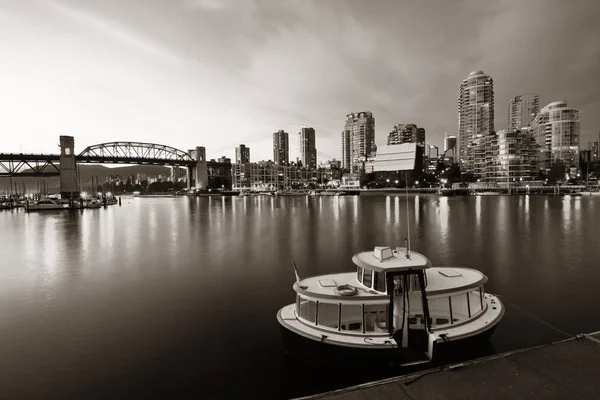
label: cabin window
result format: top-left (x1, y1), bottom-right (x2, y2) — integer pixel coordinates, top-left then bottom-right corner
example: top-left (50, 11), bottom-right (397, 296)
top-left (298, 297), bottom-right (317, 323)
top-left (449, 294), bottom-right (470, 322)
top-left (357, 267), bottom-right (363, 283)
top-left (428, 297), bottom-right (451, 327)
top-left (469, 289), bottom-right (483, 316)
top-left (317, 302), bottom-right (339, 329)
top-left (340, 304), bottom-right (362, 332)
top-left (374, 271), bottom-right (386, 292)
top-left (410, 273), bottom-right (427, 291)
top-left (363, 269), bottom-right (373, 288)
top-left (364, 304), bottom-right (388, 332)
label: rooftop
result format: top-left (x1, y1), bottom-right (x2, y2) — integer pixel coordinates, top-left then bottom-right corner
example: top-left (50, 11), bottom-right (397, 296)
top-left (352, 247), bottom-right (431, 272)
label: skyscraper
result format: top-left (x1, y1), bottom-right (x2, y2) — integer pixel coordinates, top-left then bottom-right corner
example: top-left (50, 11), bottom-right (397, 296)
top-left (235, 144), bottom-right (250, 164)
top-left (387, 124), bottom-right (426, 146)
top-left (508, 94), bottom-right (539, 130)
top-left (532, 101), bottom-right (580, 170)
top-left (458, 70), bottom-right (495, 177)
top-left (273, 130), bottom-right (289, 165)
top-left (299, 126), bottom-right (317, 169)
top-left (341, 130), bottom-right (350, 171)
top-left (444, 134), bottom-right (457, 161)
top-left (590, 133), bottom-right (600, 161)
top-left (342, 112), bottom-right (375, 173)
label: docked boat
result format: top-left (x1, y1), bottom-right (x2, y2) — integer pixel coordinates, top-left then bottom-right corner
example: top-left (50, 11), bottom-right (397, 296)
top-left (277, 246), bottom-right (504, 366)
top-left (27, 198), bottom-right (70, 211)
top-left (476, 191), bottom-right (502, 196)
top-left (85, 198), bottom-right (103, 208)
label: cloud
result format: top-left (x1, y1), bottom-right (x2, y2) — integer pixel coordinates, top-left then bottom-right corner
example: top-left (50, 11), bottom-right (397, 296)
top-left (1, 0), bottom-right (599, 162)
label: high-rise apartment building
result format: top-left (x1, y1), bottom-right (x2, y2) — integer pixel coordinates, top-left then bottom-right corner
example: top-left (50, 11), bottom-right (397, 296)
top-left (458, 70), bottom-right (495, 178)
top-left (341, 130), bottom-right (350, 171)
top-left (531, 101), bottom-right (580, 170)
top-left (589, 133), bottom-right (600, 161)
top-left (427, 145), bottom-right (439, 159)
top-left (299, 126), bottom-right (317, 169)
top-left (273, 130), bottom-right (289, 165)
top-left (387, 124), bottom-right (426, 146)
top-left (485, 129), bottom-right (538, 183)
top-left (235, 144), bottom-right (250, 164)
top-left (444, 134), bottom-right (457, 161)
top-left (508, 94), bottom-right (539, 130)
top-left (341, 112), bottom-right (375, 173)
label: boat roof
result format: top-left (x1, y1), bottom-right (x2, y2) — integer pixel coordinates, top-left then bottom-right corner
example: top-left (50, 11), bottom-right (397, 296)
top-left (294, 268), bottom-right (487, 301)
top-left (352, 246), bottom-right (431, 272)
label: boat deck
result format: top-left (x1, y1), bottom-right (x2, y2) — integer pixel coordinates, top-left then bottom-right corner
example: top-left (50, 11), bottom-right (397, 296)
top-left (297, 331), bottom-right (600, 400)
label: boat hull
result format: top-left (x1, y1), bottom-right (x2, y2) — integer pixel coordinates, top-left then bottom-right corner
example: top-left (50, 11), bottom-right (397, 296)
top-left (277, 298), bottom-right (501, 368)
top-left (279, 323), bottom-right (427, 367)
top-left (279, 322), bottom-right (498, 368)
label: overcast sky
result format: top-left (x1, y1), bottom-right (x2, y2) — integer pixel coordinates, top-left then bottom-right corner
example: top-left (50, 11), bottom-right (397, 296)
top-left (1, 0), bottom-right (599, 162)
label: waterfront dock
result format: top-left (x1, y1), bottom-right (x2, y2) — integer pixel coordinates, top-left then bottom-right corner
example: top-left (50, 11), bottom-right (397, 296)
top-left (299, 331), bottom-right (600, 400)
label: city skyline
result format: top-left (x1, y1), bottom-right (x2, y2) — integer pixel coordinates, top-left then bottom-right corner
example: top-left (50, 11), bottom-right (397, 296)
top-left (1, 0), bottom-right (599, 162)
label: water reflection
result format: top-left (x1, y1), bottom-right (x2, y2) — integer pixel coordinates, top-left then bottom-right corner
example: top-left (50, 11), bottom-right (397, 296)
top-left (437, 197), bottom-right (449, 249)
top-left (394, 196), bottom-right (400, 226)
top-left (333, 196), bottom-right (340, 222)
top-left (414, 195), bottom-right (420, 225)
top-left (474, 195), bottom-right (481, 234)
top-left (523, 195), bottom-right (531, 237)
top-left (385, 196), bottom-right (391, 222)
top-left (562, 198), bottom-right (572, 232)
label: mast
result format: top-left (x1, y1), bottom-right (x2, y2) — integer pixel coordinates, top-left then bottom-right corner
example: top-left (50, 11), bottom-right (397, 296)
top-left (405, 170), bottom-right (411, 259)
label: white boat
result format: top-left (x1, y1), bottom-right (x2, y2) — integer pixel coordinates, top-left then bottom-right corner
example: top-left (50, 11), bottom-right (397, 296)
top-left (86, 199), bottom-right (103, 208)
top-left (27, 198), bottom-right (70, 211)
top-left (579, 191), bottom-right (600, 196)
top-left (277, 246), bottom-right (504, 366)
top-left (476, 191), bottom-right (502, 196)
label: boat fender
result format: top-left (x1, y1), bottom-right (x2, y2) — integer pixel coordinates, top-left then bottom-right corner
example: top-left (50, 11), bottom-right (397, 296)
top-left (334, 285), bottom-right (358, 296)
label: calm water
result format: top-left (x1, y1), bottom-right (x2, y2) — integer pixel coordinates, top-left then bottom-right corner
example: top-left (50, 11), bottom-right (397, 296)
top-left (1, 194), bottom-right (600, 399)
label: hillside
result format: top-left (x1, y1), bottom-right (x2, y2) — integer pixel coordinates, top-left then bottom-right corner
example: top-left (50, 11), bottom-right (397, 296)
top-left (2, 164), bottom-right (183, 194)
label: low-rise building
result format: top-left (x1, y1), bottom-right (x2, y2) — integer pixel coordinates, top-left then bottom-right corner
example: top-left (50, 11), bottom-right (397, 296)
top-left (232, 162), bottom-right (333, 191)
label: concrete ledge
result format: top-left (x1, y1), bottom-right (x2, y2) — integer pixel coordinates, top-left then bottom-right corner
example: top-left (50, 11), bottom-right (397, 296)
top-left (298, 332), bottom-right (600, 400)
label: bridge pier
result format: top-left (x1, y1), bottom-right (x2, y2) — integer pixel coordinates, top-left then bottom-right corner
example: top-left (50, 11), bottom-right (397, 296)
top-left (59, 135), bottom-right (79, 199)
top-left (186, 165), bottom-right (194, 191)
top-left (195, 147), bottom-right (208, 191)
top-left (187, 147), bottom-right (208, 192)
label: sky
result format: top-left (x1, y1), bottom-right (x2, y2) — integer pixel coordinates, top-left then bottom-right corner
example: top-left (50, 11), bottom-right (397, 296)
top-left (1, 0), bottom-right (599, 163)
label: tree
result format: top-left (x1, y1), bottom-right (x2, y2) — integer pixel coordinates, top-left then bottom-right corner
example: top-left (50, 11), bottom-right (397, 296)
top-left (460, 172), bottom-right (477, 183)
top-left (439, 163), bottom-right (462, 184)
top-left (547, 161), bottom-right (567, 185)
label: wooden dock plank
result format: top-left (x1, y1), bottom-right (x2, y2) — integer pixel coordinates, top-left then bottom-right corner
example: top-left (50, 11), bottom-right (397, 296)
top-left (303, 336), bottom-right (600, 400)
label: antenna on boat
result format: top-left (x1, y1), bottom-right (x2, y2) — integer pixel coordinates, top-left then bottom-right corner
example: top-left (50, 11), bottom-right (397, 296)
top-left (292, 260), bottom-right (301, 284)
top-left (405, 170), bottom-right (411, 259)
